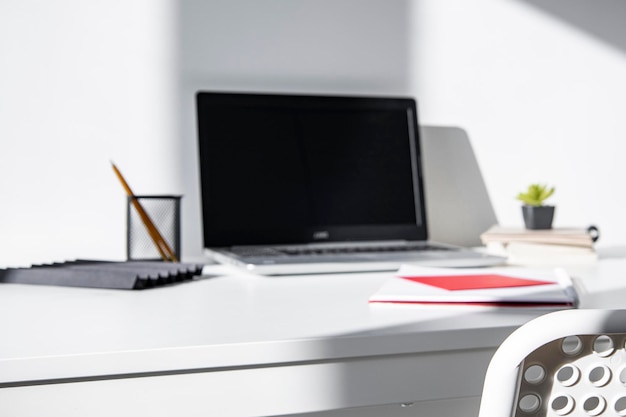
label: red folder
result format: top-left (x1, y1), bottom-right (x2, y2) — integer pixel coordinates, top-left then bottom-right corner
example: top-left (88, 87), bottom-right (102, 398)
top-left (370, 266), bottom-right (577, 307)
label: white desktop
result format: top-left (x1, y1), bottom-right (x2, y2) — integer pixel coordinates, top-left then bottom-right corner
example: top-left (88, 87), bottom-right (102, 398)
top-left (1, 249), bottom-right (624, 417)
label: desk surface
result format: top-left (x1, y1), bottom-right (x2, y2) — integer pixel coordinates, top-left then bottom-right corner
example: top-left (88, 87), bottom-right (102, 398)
top-left (0, 264), bottom-right (553, 379)
top-left (2, 253), bottom-right (626, 416)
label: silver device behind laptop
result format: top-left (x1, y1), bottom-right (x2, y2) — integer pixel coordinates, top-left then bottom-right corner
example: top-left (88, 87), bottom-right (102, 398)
top-left (196, 92), bottom-right (504, 275)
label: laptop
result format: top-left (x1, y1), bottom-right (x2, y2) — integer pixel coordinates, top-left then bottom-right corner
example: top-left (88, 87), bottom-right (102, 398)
top-left (196, 91), bottom-right (504, 275)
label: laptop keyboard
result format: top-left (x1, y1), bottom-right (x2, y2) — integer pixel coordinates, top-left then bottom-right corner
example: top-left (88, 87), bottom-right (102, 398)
top-left (233, 244), bottom-right (455, 258)
top-left (282, 244), bottom-right (454, 256)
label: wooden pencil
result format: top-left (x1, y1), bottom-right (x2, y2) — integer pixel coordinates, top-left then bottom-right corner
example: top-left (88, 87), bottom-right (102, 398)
top-left (111, 162), bottom-right (178, 262)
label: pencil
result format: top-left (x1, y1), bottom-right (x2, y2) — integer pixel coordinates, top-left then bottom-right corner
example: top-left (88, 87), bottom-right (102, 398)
top-left (111, 162), bottom-right (178, 262)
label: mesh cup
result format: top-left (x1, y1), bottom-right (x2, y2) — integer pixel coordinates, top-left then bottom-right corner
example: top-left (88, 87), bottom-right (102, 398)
top-left (126, 195), bottom-right (181, 261)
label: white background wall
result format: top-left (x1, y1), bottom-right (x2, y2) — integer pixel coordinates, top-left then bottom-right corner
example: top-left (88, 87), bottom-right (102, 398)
top-left (2, 0), bottom-right (626, 266)
top-left (413, 0), bottom-right (626, 247)
top-left (0, 0), bottom-right (179, 265)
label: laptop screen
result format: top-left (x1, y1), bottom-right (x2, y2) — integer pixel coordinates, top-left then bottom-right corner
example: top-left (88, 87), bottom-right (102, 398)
top-left (196, 92), bottom-right (427, 247)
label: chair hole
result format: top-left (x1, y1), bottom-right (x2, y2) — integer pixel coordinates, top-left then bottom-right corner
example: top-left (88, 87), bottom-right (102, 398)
top-left (588, 365), bottom-right (611, 387)
top-left (552, 395), bottom-right (575, 416)
top-left (583, 396), bottom-right (606, 416)
top-left (556, 364), bottom-right (581, 387)
top-left (524, 364), bottom-right (546, 384)
top-left (593, 335), bottom-right (614, 357)
top-left (619, 367), bottom-right (626, 385)
top-left (519, 394), bottom-right (541, 413)
top-left (562, 336), bottom-right (583, 356)
top-left (615, 397), bottom-right (626, 416)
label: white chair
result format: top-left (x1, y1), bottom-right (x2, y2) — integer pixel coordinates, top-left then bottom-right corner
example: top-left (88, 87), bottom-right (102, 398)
top-left (478, 309), bottom-right (626, 417)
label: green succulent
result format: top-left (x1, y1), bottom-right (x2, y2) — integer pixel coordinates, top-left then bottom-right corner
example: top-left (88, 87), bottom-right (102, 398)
top-left (516, 183), bottom-right (555, 207)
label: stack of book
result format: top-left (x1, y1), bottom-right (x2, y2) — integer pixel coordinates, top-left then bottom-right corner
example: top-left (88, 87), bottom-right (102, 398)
top-left (480, 225), bottom-right (599, 266)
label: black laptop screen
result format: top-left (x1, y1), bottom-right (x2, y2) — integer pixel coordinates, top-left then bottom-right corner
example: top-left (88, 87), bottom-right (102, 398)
top-left (196, 92), bottom-right (427, 246)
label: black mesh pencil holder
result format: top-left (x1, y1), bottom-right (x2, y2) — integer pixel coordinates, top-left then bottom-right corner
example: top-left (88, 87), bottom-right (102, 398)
top-left (126, 195), bottom-right (182, 261)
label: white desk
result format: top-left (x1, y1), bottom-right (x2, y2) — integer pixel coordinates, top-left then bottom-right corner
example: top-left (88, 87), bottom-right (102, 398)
top-left (2, 252), bottom-right (626, 417)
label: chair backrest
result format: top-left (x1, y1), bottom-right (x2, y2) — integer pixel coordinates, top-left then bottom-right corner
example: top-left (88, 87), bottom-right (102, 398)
top-left (478, 309), bottom-right (626, 417)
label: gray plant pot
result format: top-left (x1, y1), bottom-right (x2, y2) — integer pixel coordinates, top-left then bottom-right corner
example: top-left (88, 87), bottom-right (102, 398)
top-left (522, 205), bottom-right (555, 230)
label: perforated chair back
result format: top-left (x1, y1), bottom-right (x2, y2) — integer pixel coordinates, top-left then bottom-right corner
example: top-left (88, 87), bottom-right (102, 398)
top-left (478, 309), bottom-right (626, 417)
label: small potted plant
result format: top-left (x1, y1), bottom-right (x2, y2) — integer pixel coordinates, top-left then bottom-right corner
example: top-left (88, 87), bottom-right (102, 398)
top-left (516, 183), bottom-right (555, 230)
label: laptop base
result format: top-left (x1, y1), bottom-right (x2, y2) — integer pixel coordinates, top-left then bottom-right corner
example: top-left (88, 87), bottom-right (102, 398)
top-left (205, 246), bottom-right (506, 276)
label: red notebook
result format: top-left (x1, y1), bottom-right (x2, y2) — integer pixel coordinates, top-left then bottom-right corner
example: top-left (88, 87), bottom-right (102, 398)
top-left (369, 265), bottom-right (577, 307)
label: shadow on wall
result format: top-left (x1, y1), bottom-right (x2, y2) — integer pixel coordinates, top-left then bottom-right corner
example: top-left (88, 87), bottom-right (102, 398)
top-left (175, 0), bottom-right (414, 257)
top-left (420, 126), bottom-right (498, 247)
top-left (518, 0), bottom-right (626, 53)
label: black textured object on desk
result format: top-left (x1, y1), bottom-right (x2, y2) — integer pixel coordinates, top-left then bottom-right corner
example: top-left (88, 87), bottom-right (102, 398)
top-left (0, 260), bottom-right (205, 290)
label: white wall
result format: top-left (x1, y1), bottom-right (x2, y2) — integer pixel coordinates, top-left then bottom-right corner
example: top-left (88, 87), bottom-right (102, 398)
top-left (412, 0), bottom-right (626, 247)
top-left (181, 0), bottom-right (626, 251)
top-left (0, 0), bottom-right (412, 265)
top-left (0, 0), bottom-right (179, 266)
top-left (3, 0), bottom-right (626, 267)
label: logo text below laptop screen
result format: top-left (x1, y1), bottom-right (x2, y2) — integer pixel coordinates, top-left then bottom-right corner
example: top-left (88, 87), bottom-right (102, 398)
top-left (196, 92), bottom-right (428, 247)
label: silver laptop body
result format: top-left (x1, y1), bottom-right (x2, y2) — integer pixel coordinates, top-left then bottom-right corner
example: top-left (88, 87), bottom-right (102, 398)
top-left (196, 92), bottom-right (504, 275)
